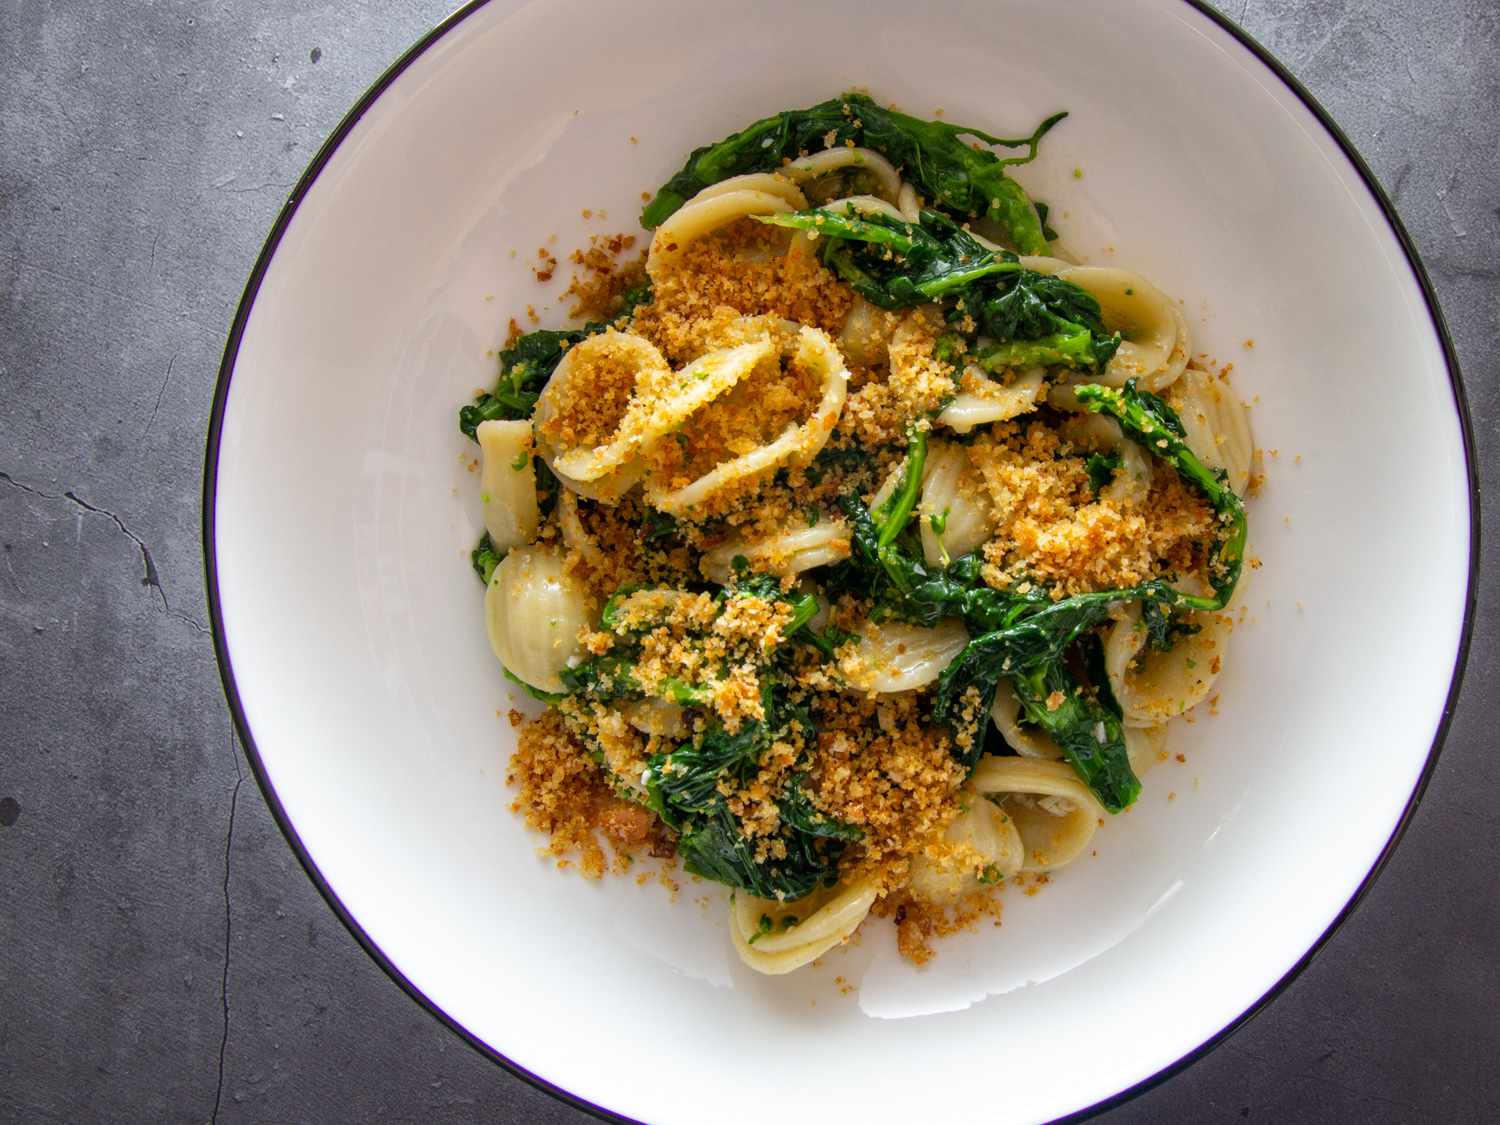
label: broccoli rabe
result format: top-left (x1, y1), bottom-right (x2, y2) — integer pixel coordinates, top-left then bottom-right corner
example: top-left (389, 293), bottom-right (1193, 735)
top-left (834, 409), bottom-right (1240, 812)
top-left (646, 684), bottom-right (860, 900)
top-left (759, 206), bottom-right (1119, 371)
top-left (642, 93), bottom-right (1064, 254)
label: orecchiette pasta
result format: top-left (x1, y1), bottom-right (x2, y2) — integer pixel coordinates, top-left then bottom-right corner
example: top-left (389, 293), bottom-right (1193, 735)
top-left (838, 295), bottom-right (900, 367)
top-left (1104, 602), bottom-right (1233, 726)
top-left (782, 147), bottom-right (902, 203)
top-left (1057, 267), bottom-right (1189, 391)
top-left (937, 364), bottom-right (1045, 433)
top-left (969, 756), bottom-right (1105, 871)
top-left (813, 193), bottom-right (908, 223)
top-left (648, 188), bottom-right (797, 278)
top-left (484, 545), bottom-right (590, 694)
top-left (475, 419), bottom-right (539, 552)
top-left (530, 330), bottom-right (669, 500)
top-left (918, 440), bottom-right (992, 567)
top-left (556, 490), bottom-right (605, 570)
top-left (838, 618), bottom-right (969, 693)
top-left (543, 332), bottom-right (768, 486)
top-left (908, 793), bottom-right (1024, 904)
top-left (897, 182), bottom-right (921, 222)
top-left (645, 325), bottom-right (849, 514)
top-left (687, 172), bottom-right (808, 209)
top-left (730, 879), bottom-right (878, 975)
top-left (700, 522), bottom-right (852, 584)
top-left (1059, 412), bottom-right (1153, 506)
top-left (622, 698), bottom-right (688, 740)
top-left (989, 680), bottom-right (1064, 759)
top-left (1170, 366), bottom-right (1255, 497)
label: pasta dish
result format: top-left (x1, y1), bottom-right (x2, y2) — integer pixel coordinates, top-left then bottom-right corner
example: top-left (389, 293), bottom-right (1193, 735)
top-left (456, 93), bottom-right (1253, 974)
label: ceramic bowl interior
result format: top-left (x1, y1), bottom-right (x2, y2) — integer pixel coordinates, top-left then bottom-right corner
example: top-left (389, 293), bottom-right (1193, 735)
top-left (208, 1), bottom-right (1473, 1121)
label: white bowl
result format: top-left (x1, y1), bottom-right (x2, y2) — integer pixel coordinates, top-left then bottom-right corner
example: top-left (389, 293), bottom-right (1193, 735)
top-left (205, 1), bottom-right (1476, 1121)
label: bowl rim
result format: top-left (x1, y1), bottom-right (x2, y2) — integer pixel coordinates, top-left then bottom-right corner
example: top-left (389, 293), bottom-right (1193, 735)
top-left (200, 2), bottom-right (1481, 1121)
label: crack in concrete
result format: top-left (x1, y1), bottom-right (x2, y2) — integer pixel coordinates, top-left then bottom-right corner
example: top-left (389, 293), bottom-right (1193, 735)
top-left (59, 489), bottom-right (166, 608)
top-left (210, 734), bottom-right (244, 1125)
top-left (142, 351), bottom-right (179, 446)
top-left (0, 470), bottom-right (208, 634)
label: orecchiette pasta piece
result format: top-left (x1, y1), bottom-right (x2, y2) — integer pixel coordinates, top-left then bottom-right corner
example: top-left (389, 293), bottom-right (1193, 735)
top-left (484, 545), bottom-right (590, 694)
top-left (531, 330), bottom-right (673, 500)
top-left (551, 460), bottom-right (645, 503)
top-left (1127, 723), bottom-right (1168, 777)
top-left (838, 618), bottom-right (969, 693)
top-left (475, 419), bottom-right (539, 552)
top-left (731, 878), bottom-right (878, 975)
top-left (897, 182), bottom-right (920, 222)
top-left (991, 680), bottom-right (1167, 777)
top-left (782, 147), bottom-right (902, 203)
top-left (686, 172), bottom-right (808, 209)
top-left (918, 440), bottom-right (992, 567)
top-left (543, 332), bottom-right (767, 485)
top-left (838, 295), bottom-right (900, 367)
top-left (1018, 254), bottom-right (1073, 274)
top-left (937, 365), bottom-right (1045, 433)
top-left (969, 756), bottom-right (1105, 871)
top-left (813, 193), bottom-right (908, 222)
top-left (700, 522), bottom-right (852, 584)
top-left (1057, 267), bottom-right (1189, 391)
top-left (556, 490), bottom-right (604, 569)
top-left (907, 793), bottom-right (1024, 905)
top-left (990, 680), bottom-right (1064, 759)
top-left (622, 698), bottom-right (688, 740)
top-left (648, 189), bottom-right (797, 279)
top-left (1104, 602), bottom-right (1234, 727)
top-left (1169, 366), bottom-right (1255, 497)
top-left (1059, 412), bottom-right (1153, 506)
top-left (645, 326), bottom-right (850, 515)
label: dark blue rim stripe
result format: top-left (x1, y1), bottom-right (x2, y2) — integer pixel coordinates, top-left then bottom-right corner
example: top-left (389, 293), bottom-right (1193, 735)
top-left (200, 3), bottom-right (1479, 1123)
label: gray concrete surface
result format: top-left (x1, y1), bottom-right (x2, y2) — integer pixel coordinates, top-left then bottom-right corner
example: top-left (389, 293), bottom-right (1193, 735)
top-left (0, 1), bottom-right (1494, 1121)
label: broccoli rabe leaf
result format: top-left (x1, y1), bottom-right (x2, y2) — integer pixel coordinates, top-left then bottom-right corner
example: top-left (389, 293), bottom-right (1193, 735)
top-left (645, 691), bottom-right (774, 826)
top-left (1085, 451), bottom-right (1123, 494)
top-left (642, 92), bottom-right (1064, 253)
top-left (677, 805), bottom-right (836, 902)
top-left (760, 207), bottom-right (1020, 307)
top-left (1141, 597), bottom-right (1202, 653)
top-left (970, 268), bottom-right (1120, 372)
top-left (779, 774), bottom-right (864, 843)
top-left (648, 690), bottom-right (855, 901)
top-left (642, 507), bottom-right (681, 547)
top-left (1011, 662), bottom-right (1140, 812)
top-left (471, 532), bottom-right (502, 586)
top-left (459, 329), bottom-right (581, 439)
